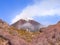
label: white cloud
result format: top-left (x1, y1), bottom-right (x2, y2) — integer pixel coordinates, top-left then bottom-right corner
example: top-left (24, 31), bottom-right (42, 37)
top-left (11, 0), bottom-right (60, 24)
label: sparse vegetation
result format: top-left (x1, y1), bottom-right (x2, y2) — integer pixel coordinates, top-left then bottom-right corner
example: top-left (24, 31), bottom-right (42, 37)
top-left (17, 29), bottom-right (40, 42)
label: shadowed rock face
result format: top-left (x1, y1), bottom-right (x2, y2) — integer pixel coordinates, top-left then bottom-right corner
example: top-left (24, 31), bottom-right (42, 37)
top-left (11, 19), bottom-right (42, 32)
top-left (0, 36), bottom-right (11, 45)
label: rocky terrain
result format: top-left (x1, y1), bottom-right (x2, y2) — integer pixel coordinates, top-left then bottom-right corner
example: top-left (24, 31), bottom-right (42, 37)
top-left (0, 19), bottom-right (60, 45)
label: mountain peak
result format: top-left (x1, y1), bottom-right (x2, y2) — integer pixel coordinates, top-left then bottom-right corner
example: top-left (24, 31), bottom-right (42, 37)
top-left (11, 19), bottom-right (42, 32)
top-left (19, 18), bottom-right (34, 21)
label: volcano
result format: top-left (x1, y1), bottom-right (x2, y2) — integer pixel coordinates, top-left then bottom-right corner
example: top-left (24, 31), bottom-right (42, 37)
top-left (11, 19), bottom-right (42, 32)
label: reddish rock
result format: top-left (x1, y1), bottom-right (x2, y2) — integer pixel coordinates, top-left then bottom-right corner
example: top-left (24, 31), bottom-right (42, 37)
top-left (0, 19), bottom-right (60, 45)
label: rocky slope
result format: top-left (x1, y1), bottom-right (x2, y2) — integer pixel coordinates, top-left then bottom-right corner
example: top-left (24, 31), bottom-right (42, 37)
top-left (11, 19), bottom-right (42, 32)
top-left (0, 19), bottom-right (60, 45)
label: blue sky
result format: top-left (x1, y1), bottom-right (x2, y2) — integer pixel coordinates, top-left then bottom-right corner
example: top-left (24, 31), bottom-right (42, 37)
top-left (0, 0), bottom-right (34, 23)
top-left (0, 0), bottom-right (60, 25)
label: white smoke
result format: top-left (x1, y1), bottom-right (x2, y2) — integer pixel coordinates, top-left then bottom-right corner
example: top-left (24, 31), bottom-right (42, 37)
top-left (11, 0), bottom-right (60, 24)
